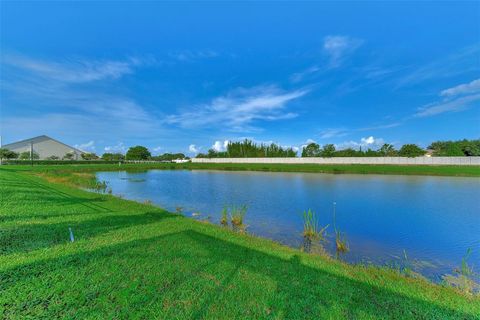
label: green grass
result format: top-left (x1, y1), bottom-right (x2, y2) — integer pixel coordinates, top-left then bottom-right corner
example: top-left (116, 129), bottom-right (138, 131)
top-left (1, 166), bottom-right (479, 319)
top-left (2, 161), bottom-right (480, 178)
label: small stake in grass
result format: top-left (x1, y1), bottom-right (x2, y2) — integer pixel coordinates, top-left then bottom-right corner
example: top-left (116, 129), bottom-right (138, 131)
top-left (69, 227), bottom-right (75, 242)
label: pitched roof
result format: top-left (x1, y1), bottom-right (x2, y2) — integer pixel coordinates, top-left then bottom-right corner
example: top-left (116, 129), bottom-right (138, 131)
top-left (2, 135), bottom-right (85, 154)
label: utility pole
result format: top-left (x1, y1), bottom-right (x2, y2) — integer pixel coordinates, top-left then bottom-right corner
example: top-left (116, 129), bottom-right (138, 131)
top-left (30, 141), bottom-right (34, 166)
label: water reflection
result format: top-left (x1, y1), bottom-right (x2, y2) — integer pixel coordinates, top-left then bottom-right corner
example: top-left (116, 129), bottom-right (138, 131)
top-left (96, 169), bottom-right (480, 282)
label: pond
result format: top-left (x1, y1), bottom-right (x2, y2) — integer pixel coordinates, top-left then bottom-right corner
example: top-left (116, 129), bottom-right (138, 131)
top-left (96, 169), bottom-right (480, 282)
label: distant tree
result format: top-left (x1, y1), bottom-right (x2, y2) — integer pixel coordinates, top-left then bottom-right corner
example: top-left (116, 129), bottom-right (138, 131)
top-left (462, 143), bottom-right (480, 156)
top-left (0, 148), bottom-right (18, 160)
top-left (428, 139), bottom-right (480, 156)
top-left (378, 144), bottom-right (397, 156)
top-left (302, 143), bottom-right (321, 157)
top-left (364, 148), bottom-right (380, 157)
top-left (19, 151), bottom-right (39, 160)
top-left (398, 144), bottom-right (425, 157)
top-left (320, 144), bottom-right (336, 158)
top-left (81, 153), bottom-right (99, 160)
top-left (126, 146), bottom-right (151, 160)
top-left (150, 153), bottom-right (187, 161)
top-left (46, 155), bottom-right (60, 160)
top-left (334, 148), bottom-right (361, 157)
top-left (63, 152), bottom-right (75, 160)
top-left (101, 153), bottom-right (125, 161)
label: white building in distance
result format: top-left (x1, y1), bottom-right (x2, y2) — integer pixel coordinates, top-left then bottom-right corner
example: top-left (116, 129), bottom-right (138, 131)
top-left (2, 135), bottom-right (85, 160)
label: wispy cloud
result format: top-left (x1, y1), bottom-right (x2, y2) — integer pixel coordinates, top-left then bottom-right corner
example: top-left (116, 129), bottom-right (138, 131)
top-left (396, 45), bottom-right (480, 88)
top-left (104, 142), bottom-right (127, 154)
top-left (1, 54), bottom-right (159, 140)
top-left (3, 54), bottom-right (141, 83)
top-left (414, 78), bottom-right (480, 117)
top-left (169, 49), bottom-right (218, 62)
top-left (415, 93), bottom-right (480, 117)
top-left (166, 85), bottom-right (309, 131)
top-left (319, 128), bottom-right (349, 139)
top-left (323, 35), bottom-right (363, 68)
top-left (290, 65), bottom-right (321, 83)
top-left (440, 78), bottom-right (480, 97)
top-left (358, 122), bottom-right (402, 131)
top-left (74, 140), bottom-right (96, 152)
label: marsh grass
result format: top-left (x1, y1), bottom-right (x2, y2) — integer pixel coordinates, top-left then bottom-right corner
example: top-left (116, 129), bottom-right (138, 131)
top-left (443, 248), bottom-right (479, 294)
top-left (230, 205), bottom-right (247, 227)
top-left (220, 206), bottom-right (229, 226)
top-left (302, 209), bottom-right (328, 253)
top-left (332, 202), bottom-right (349, 257)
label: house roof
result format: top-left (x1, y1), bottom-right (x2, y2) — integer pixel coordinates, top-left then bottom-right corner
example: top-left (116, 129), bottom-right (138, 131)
top-left (2, 135), bottom-right (85, 154)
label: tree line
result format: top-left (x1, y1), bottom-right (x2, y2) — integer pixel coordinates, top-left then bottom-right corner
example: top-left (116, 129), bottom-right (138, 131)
top-left (196, 140), bottom-right (297, 158)
top-left (0, 139), bottom-right (478, 161)
top-left (0, 146), bottom-right (188, 161)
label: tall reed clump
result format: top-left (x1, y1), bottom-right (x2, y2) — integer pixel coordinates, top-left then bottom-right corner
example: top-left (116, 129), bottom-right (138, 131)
top-left (333, 202), bottom-right (349, 258)
top-left (220, 206), bottom-right (229, 226)
top-left (302, 209), bottom-right (328, 253)
top-left (94, 180), bottom-right (110, 194)
top-left (219, 205), bottom-right (248, 231)
top-left (230, 205), bottom-right (248, 232)
top-left (443, 248), bottom-right (478, 294)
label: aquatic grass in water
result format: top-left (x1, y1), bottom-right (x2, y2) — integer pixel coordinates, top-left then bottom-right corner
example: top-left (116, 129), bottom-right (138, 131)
top-left (220, 206), bottom-right (229, 226)
top-left (443, 248), bottom-right (479, 294)
top-left (333, 202), bottom-right (349, 257)
top-left (302, 209), bottom-right (328, 253)
top-left (230, 204), bottom-right (247, 227)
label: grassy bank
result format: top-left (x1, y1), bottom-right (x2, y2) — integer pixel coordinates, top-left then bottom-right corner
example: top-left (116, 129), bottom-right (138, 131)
top-left (3, 161), bottom-right (480, 177)
top-left (1, 166), bottom-right (479, 318)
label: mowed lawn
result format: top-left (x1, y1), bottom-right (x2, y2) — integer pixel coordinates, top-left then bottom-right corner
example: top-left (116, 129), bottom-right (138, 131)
top-left (0, 168), bottom-right (479, 319)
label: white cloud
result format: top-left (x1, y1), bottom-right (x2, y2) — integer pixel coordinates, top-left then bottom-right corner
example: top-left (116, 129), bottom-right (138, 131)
top-left (440, 79), bottom-right (480, 97)
top-left (188, 144), bottom-right (199, 153)
top-left (104, 142), bottom-right (127, 154)
top-left (361, 136), bottom-right (375, 145)
top-left (337, 136), bottom-right (385, 150)
top-left (166, 85), bottom-right (309, 131)
top-left (211, 140), bottom-right (230, 152)
top-left (152, 146), bottom-right (162, 154)
top-left (323, 35), bottom-right (363, 68)
top-left (75, 140), bottom-right (95, 152)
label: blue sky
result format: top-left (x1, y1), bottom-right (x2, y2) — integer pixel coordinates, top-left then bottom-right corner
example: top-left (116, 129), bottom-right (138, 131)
top-left (1, 1), bottom-right (479, 155)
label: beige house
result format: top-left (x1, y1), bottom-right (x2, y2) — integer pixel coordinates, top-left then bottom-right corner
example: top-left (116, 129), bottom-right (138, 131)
top-left (2, 135), bottom-right (85, 160)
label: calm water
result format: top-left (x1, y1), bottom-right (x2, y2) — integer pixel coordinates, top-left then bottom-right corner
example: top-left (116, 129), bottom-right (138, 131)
top-left (96, 170), bottom-right (480, 281)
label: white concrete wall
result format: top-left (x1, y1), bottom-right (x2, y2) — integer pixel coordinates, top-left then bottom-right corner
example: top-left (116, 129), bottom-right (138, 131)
top-left (192, 157), bottom-right (480, 166)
